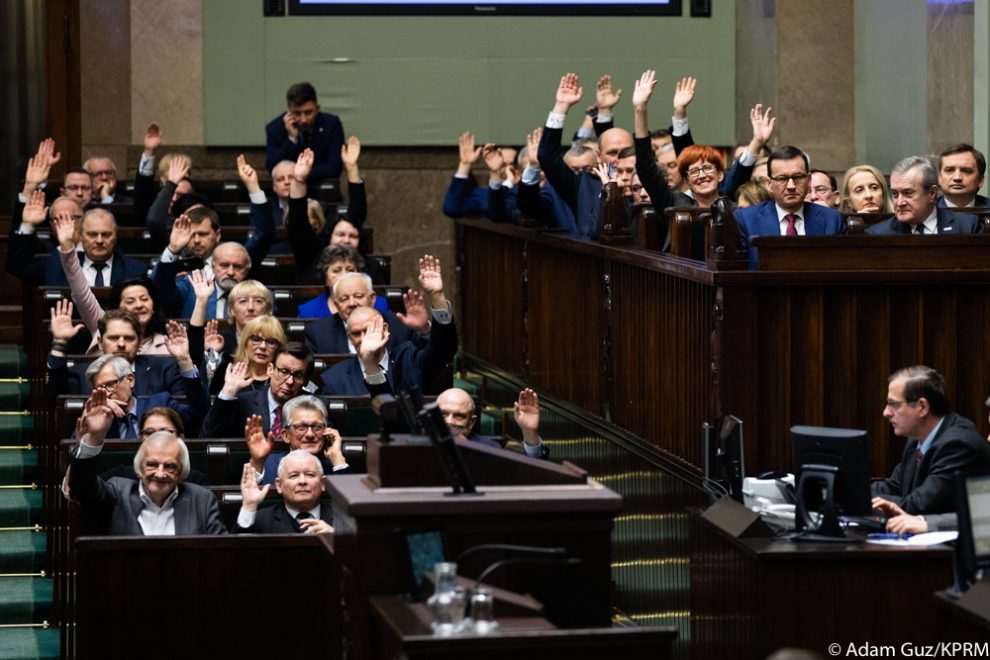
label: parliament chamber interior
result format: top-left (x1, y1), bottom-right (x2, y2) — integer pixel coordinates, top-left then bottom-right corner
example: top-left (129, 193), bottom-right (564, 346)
top-left (2, 1), bottom-right (990, 659)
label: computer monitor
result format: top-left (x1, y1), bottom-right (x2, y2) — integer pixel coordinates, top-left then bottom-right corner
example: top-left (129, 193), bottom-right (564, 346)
top-left (704, 415), bottom-right (745, 502)
top-left (951, 470), bottom-right (990, 594)
top-left (791, 425), bottom-right (872, 540)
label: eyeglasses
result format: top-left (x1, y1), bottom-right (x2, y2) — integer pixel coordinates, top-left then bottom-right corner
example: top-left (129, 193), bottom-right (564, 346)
top-left (770, 173), bottom-right (809, 185)
top-left (143, 460), bottom-right (180, 474)
top-left (289, 422), bottom-right (326, 434)
top-left (249, 335), bottom-right (280, 348)
top-left (140, 428), bottom-right (177, 439)
top-left (95, 378), bottom-right (122, 392)
top-left (686, 164), bottom-right (718, 180)
top-left (885, 399), bottom-right (918, 410)
top-left (273, 365), bottom-right (307, 382)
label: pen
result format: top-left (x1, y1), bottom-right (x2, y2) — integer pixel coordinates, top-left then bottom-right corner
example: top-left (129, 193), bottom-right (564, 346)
top-left (867, 533), bottom-right (913, 539)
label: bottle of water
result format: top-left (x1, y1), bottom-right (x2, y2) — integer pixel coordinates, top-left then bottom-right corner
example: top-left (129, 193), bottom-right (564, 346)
top-left (427, 562), bottom-right (466, 635)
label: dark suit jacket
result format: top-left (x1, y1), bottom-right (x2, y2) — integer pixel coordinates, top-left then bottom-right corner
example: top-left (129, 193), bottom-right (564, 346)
top-left (865, 207), bottom-right (980, 235)
top-left (202, 385), bottom-right (274, 439)
top-left (258, 452), bottom-right (351, 487)
top-left (320, 318), bottom-right (458, 396)
top-left (871, 412), bottom-right (990, 514)
top-left (516, 180), bottom-right (576, 232)
top-left (937, 194), bottom-right (990, 209)
top-left (100, 380), bottom-right (209, 439)
top-left (442, 176), bottom-right (489, 219)
top-left (538, 125), bottom-right (603, 238)
top-left (47, 355), bottom-right (185, 401)
top-left (265, 111), bottom-right (344, 183)
top-left (6, 236), bottom-right (147, 286)
top-left (303, 310), bottom-right (421, 355)
top-left (235, 500), bottom-right (333, 534)
top-left (468, 433), bottom-right (551, 460)
top-left (69, 453), bottom-right (227, 535)
top-left (733, 201), bottom-right (846, 268)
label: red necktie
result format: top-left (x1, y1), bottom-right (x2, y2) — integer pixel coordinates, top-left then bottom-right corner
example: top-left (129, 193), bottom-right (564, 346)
top-left (784, 214), bottom-right (798, 236)
top-left (272, 406), bottom-right (283, 439)
top-left (916, 448), bottom-right (924, 467)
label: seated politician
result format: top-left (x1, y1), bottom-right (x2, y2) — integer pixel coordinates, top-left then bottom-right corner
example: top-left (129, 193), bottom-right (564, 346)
top-left (438, 387), bottom-right (550, 460)
top-left (871, 366), bottom-right (990, 516)
top-left (242, 394), bottom-right (350, 487)
top-left (236, 451), bottom-right (333, 535)
top-left (68, 390), bottom-right (226, 536)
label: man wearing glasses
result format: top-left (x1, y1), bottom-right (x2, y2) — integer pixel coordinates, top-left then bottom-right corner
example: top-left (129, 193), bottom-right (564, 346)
top-left (871, 366), bottom-right (990, 516)
top-left (732, 144), bottom-right (845, 267)
top-left (69, 392), bottom-right (226, 535)
top-left (202, 341), bottom-right (315, 439)
top-left (241, 394), bottom-right (349, 487)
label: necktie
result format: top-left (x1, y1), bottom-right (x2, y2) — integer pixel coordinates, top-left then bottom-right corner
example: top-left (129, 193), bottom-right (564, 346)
top-left (914, 224), bottom-right (925, 235)
top-left (272, 405), bottom-right (283, 439)
top-left (122, 413), bottom-right (138, 439)
top-left (296, 512), bottom-right (313, 521)
top-left (93, 262), bottom-right (107, 287)
top-left (784, 214), bottom-right (798, 236)
top-left (916, 448), bottom-right (924, 467)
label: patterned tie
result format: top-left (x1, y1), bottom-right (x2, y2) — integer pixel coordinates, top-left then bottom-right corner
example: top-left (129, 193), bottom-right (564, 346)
top-left (93, 262), bottom-right (107, 287)
top-left (784, 214), bottom-right (798, 236)
top-left (271, 405), bottom-right (283, 440)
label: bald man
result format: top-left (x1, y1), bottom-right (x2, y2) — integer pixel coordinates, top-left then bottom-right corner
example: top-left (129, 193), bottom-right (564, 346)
top-left (437, 387), bottom-right (549, 460)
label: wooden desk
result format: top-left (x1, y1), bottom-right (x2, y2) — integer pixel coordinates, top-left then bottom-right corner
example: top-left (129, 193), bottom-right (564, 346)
top-left (935, 582), bottom-right (990, 641)
top-left (690, 511), bottom-right (953, 659)
top-left (368, 595), bottom-right (676, 660)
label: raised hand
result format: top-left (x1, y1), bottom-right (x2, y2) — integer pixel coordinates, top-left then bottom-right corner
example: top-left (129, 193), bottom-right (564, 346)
top-left (526, 128), bottom-right (543, 165)
top-left (143, 122), bottom-right (162, 155)
top-left (596, 74), bottom-right (622, 112)
top-left (167, 154), bottom-right (190, 185)
top-left (240, 463), bottom-right (270, 511)
top-left (396, 289), bottom-right (430, 333)
top-left (52, 210), bottom-right (78, 250)
top-left (341, 136), bottom-right (361, 167)
top-left (322, 427), bottom-right (346, 467)
top-left (36, 137), bottom-right (62, 168)
top-left (554, 73), bottom-right (583, 111)
top-left (458, 132), bottom-right (482, 166)
top-left (358, 314), bottom-right (389, 366)
top-left (244, 414), bottom-right (275, 466)
top-left (21, 189), bottom-right (49, 227)
top-left (283, 111), bottom-right (299, 140)
top-left (482, 143), bottom-right (505, 175)
top-left (236, 154), bottom-right (261, 195)
top-left (50, 299), bottom-right (84, 342)
top-left (632, 70), bottom-right (658, 111)
top-left (294, 148), bottom-right (314, 182)
top-left (513, 388), bottom-right (541, 433)
top-left (418, 255), bottom-right (444, 296)
top-left (749, 103), bottom-right (775, 149)
top-left (168, 213), bottom-right (193, 254)
top-left (204, 319), bottom-right (225, 353)
top-left (672, 76), bottom-right (697, 118)
top-left (221, 360), bottom-right (254, 396)
top-left (81, 388), bottom-right (115, 442)
top-left (164, 320), bottom-right (192, 367)
top-left (23, 139), bottom-right (60, 192)
top-left (189, 268), bottom-right (214, 301)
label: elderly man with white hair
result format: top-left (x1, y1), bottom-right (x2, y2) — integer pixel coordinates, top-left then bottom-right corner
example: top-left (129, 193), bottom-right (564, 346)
top-left (69, 388), bottom-right (226, 535)
top-left (235, 449), bottom-right (334, 534)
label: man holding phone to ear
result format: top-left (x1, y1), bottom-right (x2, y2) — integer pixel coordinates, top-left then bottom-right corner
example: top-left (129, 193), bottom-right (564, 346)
top-left (242, 394), bottom-right (351, 487)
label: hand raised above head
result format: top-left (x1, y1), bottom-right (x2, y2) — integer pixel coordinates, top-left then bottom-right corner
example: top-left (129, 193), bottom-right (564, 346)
top-left (632, 70), bottom-right (658, 111)
top-left (50, 299), bottom-right (85, 342)
top-left (294, 148), bottom-right (314, 182)
top-left (595, 74), bottom-right (622, 112)
top-left (555, 73), bottom-right (584, 108)
top-left (341, 136), bottom-right (361, 167)
top-left (22, 189), bottom-right (49, 227)
top-left (458, 132), bottom-right (482, 166)
top-left (513, 387), bottom-right (540, 432)
top-left (144, 122), bottom-right (162, 153)
top-left (240, 462), bottom-right (270, 511)
top-left (168, 155), bottom-right (190, 185)
top-left (672, 76), bottom-right (697, 115)
top-left (395, 289), bottom-right (429, 333)
top-left (417, 255), bottom-right (444, 294)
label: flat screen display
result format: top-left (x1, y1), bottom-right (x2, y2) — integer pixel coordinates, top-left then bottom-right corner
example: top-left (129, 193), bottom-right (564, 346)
top-left (289, 0), bottom-right (682, 16)
top-left (965, 474), bottom-right (990, 559)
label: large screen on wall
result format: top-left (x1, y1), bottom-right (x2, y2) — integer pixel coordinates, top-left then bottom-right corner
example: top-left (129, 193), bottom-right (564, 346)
top-left (288, 0), bottom-right (682, 16)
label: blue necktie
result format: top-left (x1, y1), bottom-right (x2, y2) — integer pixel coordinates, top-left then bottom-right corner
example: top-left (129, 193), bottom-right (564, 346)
top-left (93, 262), bottom-right (107, 287)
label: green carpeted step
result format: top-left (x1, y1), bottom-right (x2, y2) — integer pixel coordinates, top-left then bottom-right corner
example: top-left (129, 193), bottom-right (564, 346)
top-left (0, 415), bottom-right (34, 445)
top-left (0, 489), bottom-right (42, 526)
top-left (0, 531), bottom-right (46, 572)
top-left (0, 577), bottom-right (52, 621)
top-left (0, 450), bottom-right (38, 482)
top-left (0, 627), bottom-right (60, 660)
top-left (0, 345), bottom-right (27, 378)
top-left (0, 382), bottom-right (30, 409)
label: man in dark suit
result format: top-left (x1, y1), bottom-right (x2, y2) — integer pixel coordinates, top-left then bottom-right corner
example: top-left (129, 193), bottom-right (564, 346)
top-left (303, 272), bottom-right (422, 354)
top-left (84, 156), bottom-right (133, 204)
top-left (69, 402), bottom-right (226, 536)
top-left (437, 387), bottom-right (550, 460)
top-left (265, 82), bottom-right (344, 184)
top-left (321, 256), bottom-right (456, 396)
top-left (867, 156), bottom-right (981, 236)
top-left (202, 342), bottom-right (314, 438)
top-left (235, 450), bottom-right (333, 534)
top-left (7, 206), bottom-right (147, 286)
top-left (241, 394), bottom-right (350, 487)
top-left (82, 342), bottom-right (207, 439)
top-left (46, 308), bottom-right (185, 400)
top-left (937, 144), bottom-right (989, 209)
top-left (871, 366), bottom-right (990, 515)
top-left (733, 144), bottom-right (845, 267)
